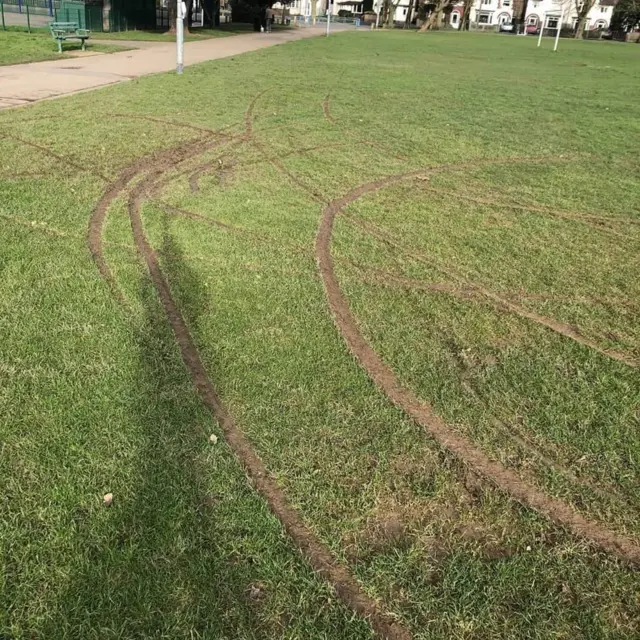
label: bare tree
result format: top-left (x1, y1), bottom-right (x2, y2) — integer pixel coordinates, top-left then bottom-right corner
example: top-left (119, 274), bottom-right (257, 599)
top-left (574, 0), bottom-right (597, 37)
top-left (419, 0), bottom-right (453, 29)
top-left (511, 0), bottom-right (529, 34)
top-left (458, 0), bottom-right (473, 30)
top-left (404, 0), bottom-right (419, 27)
top-left (383, 0), bottom-right (402, 26)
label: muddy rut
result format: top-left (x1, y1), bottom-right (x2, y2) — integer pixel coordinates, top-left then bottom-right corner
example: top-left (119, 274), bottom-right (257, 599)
top-left (315, 170), bottom-right (640, 566)
top-left (82, 102), bottom-right (410, 640)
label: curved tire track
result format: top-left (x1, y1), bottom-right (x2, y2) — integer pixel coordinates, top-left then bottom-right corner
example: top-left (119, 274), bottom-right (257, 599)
top-left (315, 169), bottom-right (640, 566)
top-left (124, 159), bottom-right (410, 640)
top-left (85, 97), bottom-right (411, 639)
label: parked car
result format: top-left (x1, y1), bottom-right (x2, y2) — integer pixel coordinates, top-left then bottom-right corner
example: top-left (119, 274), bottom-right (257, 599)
top-left (526, 24), bottom-right (539, 35)
top-left (499, 22), bottom-right (515, 33)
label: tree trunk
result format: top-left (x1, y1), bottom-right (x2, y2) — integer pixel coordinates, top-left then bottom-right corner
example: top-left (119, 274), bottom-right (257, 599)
top-left (404, 0), bottom-right (418, 27)
top-left (102, 0), bottom-right (111, 32)
top-left (459, 0), bottom-right (472, 30)
top-left (574, 0), bottom-right (596, 38)
top-left (511, 0), bottom-right (528, 34)
top-left (185, 0), bottom-right (193, 34)
top-left (168, 0), bottom-right (177, 34)
top-left (386, 0), bottom-right (395, 27)
top-left (420, 4), bottom-right (443, 30)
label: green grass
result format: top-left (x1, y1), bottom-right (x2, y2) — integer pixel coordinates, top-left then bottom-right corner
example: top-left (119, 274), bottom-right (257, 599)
top-left (1, 31), bottom-right (639, 639)
top-left (0, 30), bottom-right (129, 65)
top-left (91, 23), bottom-right (289, 42)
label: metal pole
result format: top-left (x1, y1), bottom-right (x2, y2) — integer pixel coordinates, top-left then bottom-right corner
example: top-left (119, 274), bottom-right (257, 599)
top-left (326, 0), bottom-right (331, 35)
top-left (177, 0), bottom-right (184, 74)
top-left (26, 1), bottom-right (31, 32)
top-left (48, 0), bottom-right (53, 17)
top-left (537, 14), bottom-right (544, 46)
top-left (553, 6), bottom-right (564, 51)
top-left (1, 1), bottom-right (5, 32)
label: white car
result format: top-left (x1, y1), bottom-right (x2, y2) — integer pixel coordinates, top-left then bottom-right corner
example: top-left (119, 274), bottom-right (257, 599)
top-left (499, 22), bottom-right (515, 32)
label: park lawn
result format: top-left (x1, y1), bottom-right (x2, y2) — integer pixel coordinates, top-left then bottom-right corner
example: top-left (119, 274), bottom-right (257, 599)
top-left (0, 30), bottom-right (129, 65)
top-left (1, 31), bottom-right (639, 639)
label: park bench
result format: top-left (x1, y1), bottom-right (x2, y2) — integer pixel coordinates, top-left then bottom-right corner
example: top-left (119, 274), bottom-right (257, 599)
top-left (49, 22), bottom-right (91, 54)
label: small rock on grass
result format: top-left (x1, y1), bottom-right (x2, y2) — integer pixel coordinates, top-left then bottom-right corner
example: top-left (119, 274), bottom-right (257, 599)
top-left (209, 434), bottom-right (218, 445)
top-left (103, 493), bottom-right (113, 507)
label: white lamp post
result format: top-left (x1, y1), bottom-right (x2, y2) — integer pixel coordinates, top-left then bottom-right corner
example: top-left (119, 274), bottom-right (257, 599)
top-left (176, 0), bottom-right (185, 74)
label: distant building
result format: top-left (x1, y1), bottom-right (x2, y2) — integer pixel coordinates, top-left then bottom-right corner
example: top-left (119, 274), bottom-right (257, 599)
top-left (449, 0), bottom-right (616, 31)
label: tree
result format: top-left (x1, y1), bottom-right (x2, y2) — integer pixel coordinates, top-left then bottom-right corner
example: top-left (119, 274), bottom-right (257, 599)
top-left (168, 1), bottom-right (177, 33)
top-left (419, 0), bottom-right (453, 29)
top-left (458, 0), bottom-right (473, 30)
top-left (404, 0), bottom-right (419, 27)
top-left (511, 0), bottom-right (528, 34)
top-left (611, 0), bottom-right (640, 32)
top-left (574, 0), bottom-right (597, 38)
top-left (385, 0), bottom-right (403, 26)
top-left (168, 0), bottom-right (194, 35)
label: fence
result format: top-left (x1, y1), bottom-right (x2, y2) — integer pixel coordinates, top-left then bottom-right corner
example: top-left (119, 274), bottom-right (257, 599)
top-left (0, 0), bottom-right (60, 31)
top-left (1, 0), bottom-right (59, 16)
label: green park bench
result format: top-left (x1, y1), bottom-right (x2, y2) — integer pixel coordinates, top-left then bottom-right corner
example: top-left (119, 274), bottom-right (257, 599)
top-left (49, 22), bottom-right (91, 54)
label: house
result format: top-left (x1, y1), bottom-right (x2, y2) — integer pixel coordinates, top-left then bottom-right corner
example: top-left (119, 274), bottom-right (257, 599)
top-left (274, 0), bottom-right (410, 21)
top-left (449, 0), bottom-right (615, 32)
top-left (272, 0), bottom-right (327, 19)
top-left (372, 0), bottom-right (415, 23)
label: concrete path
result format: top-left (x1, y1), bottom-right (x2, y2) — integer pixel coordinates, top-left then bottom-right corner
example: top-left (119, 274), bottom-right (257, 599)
top-left (0, 26), bottom-right (342, 109)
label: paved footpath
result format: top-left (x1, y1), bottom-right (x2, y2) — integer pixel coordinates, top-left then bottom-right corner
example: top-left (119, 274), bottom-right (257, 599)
top-left (0, 26), bottom-right (339, 110)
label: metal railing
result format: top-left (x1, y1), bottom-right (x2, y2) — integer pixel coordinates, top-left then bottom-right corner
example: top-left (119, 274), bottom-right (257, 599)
top-left (1, 0), bottom-right (59, 16)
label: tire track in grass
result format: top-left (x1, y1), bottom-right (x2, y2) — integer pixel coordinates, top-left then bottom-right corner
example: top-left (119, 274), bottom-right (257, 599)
top-left (420, 185), bottom-right (640, 238)
top-left (344, 260), bottom-right (639, 506)
top-left (127, 171), bottom-right (410, 640)
top-left (343, 212), bottom-right (638, 369)
top-left (85, 94), bottom-right (411, 640)
top-left (323, 93), bottom-right (337, 125)
top-left (316, 168), bottom-right (640, 566)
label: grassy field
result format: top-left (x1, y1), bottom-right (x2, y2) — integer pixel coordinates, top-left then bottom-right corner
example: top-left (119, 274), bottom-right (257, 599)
top-left (0, 30), bottom-right (128, 65)
top-left (1, 31), bottom-right (639, 639)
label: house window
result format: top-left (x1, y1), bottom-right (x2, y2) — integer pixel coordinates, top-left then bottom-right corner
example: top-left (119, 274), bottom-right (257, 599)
top-left (527, 15), bottom-right (538, 24)
top-left (600, 6), bottom-right (606, 11)
top-left (482, 0), bottom-right (491, 5)
top-left (503, 0), bottom-right (511, 5)
top-left (595, 19), bottom-right (607, 28)
top-left (452, 12), bottom-right (459, 22)
top-left (478, 13), bottom-right (490, 22)
top-left (546, 16), bottom-right (559, 28)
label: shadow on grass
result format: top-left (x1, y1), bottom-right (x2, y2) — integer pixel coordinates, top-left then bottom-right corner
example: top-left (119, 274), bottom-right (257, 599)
top-left (38, 214), bottom-right (369, 638)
